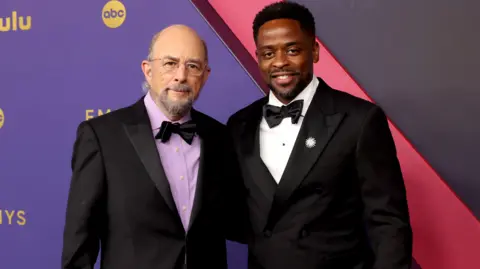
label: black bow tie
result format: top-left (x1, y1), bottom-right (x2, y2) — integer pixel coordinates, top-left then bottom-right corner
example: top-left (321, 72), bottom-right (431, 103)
top-left (155, 120), bottom-right (197, 145)
top-left (263, 100), bottom-right (304, 128)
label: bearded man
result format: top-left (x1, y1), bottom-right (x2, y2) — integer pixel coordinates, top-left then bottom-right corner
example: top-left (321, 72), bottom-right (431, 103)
top-left (61, 24), bottom-right (247, 269)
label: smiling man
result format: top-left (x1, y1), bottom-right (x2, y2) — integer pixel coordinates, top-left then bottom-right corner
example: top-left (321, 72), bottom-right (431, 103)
top-left (227, 2), bottom-right (413, 269)
top-left (61, 25), bottom-right (246, 269)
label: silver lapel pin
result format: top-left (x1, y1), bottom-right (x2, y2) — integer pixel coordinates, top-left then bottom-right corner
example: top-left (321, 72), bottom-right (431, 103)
top-left (305, 137), bottom-right (316, 148)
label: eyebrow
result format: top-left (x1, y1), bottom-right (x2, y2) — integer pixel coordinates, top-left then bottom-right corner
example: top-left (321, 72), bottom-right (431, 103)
top-left (258, 41), bottom-right (301, 50)
top-left (162, 55), bottom-right (204, 64)
top-left (163, 55), bottom-right (179, 62)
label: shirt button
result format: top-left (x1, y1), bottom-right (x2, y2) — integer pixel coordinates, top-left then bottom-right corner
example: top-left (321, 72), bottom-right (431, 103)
top-left (175, 147), bottom-right (179, 152)
top-left (182, 206), bottom-right (187, 212)
top-left (180, 176), bottom-right (184, 180)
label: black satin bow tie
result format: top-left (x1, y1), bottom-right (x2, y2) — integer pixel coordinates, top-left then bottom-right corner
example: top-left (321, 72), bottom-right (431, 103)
top-left (155, 120), bottom-right (197, 145)
top-left (263, 100), bottom-right (304, 128)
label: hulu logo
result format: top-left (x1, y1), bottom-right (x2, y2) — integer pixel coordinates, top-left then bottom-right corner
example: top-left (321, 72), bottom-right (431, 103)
top-left (0, 11), bottom-right (32, 32)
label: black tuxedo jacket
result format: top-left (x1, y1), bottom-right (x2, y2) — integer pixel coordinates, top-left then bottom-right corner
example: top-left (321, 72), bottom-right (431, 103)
top-left (227, 78), bottom-right (413, 269)
top-left (61, 98), bottom-right (245, 269)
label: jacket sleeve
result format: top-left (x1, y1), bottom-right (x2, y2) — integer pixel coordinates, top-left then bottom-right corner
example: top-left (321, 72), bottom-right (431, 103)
top-left (223, 116), bottom-right (251, 244)
top-left (355, 105), bottom-right (413, 269)
top-left (61, 121), bottom-right (106, 269)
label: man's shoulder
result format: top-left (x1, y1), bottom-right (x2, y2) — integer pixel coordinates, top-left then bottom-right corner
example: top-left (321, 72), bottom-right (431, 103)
top-left (228, 96), bottom-right (267, 125)
top-left (88, 104), bottom-right (134, 124)
top-left (330, 89), bottom-right (376, 112)
top-left (191, 109), bottom-right (232, 145)
top-left (322, 83), bottom-right (388, 129)
top-left (79, 100), bottom-right (141, 131)
top-left (318, 78), bottom-right (378, 116)
top-left (192, 109), bottom-right (225, 130)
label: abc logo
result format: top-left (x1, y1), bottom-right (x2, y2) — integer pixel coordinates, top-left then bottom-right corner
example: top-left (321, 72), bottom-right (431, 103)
top-left (102, 0), bottom-right (126, 29)
top-left (0, 108), bottom-right (4, 129)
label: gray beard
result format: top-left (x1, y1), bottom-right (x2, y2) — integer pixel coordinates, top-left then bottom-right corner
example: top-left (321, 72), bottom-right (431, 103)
top-left (157, 91), bottom-right (194, 118)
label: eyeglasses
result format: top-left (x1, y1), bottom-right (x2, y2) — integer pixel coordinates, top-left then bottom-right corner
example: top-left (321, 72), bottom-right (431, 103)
top-left (149, 56), bottom-right (208, 77)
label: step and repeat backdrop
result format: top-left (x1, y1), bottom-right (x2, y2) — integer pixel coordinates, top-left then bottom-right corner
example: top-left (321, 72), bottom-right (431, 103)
top-left (0, 0), bottom-right (262, 268)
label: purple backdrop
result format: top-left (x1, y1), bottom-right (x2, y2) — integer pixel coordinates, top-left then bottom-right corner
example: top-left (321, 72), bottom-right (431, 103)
top-left (0, 0), bottom-right (263, 268)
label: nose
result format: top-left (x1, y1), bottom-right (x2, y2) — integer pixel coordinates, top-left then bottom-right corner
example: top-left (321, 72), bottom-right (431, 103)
top-left (272, 52), bottom-right (289, 69)
top-left (173, 64), bottom-right (187, 83)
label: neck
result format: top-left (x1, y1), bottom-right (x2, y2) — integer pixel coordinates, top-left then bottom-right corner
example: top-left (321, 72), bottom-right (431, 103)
top-left (275, 94), bottom-right (295, 105)
top-left (269, 89), bottom-right (301, 105)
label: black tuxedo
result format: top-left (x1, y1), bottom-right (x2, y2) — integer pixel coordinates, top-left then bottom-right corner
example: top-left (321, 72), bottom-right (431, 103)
top-left (227, 78), bottom-right (413, 269)
top-left (61, 98), bottom-right (245, 269)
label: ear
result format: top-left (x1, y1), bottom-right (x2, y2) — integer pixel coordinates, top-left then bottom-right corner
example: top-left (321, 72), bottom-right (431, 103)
top-left (141, 60), bottom-right (152, 79)
top-left (200, 65), bottom-right (211, 88)
top-left (313, 41), bottom-right (320, 63)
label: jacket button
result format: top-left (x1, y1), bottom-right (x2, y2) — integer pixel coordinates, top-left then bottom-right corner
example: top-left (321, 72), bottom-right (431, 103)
top-left (263, 230), bottom-right (272, 238)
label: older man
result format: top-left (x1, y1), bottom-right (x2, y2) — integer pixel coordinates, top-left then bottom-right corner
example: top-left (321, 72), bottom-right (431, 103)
top-left (61, 25), bottom-right (246, 269)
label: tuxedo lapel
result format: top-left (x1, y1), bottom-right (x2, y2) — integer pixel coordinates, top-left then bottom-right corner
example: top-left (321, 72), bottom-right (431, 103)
top-left (238, 99), bottom-right (277, 204)
top-left (122, 99), bottom-right (180, 220)
top-left (266, 79), bottom-right (345, 229)
top-left (187, 110), bottom-right (206, 231)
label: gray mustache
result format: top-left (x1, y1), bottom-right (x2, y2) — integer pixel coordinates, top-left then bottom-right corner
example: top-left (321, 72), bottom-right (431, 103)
top-left (169, 84), bottom-right (192, 92)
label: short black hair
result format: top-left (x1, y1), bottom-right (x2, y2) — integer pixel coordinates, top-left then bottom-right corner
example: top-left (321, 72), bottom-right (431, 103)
top-left (252, 1), bottom-right (316, 43)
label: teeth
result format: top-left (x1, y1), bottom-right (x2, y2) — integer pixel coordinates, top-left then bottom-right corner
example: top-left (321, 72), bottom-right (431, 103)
top-left (278, 75), bottom-right (289, 79)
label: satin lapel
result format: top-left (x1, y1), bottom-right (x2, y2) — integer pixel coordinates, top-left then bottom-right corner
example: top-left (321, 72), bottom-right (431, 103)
top-left (122, 100), bottom-right (180, 219)
top-left (187, 110), bottom-right (206, 231)
top-left (266, 79), bottom-right (345, 230)
top-left (239, 99), bottom-right (277, 204)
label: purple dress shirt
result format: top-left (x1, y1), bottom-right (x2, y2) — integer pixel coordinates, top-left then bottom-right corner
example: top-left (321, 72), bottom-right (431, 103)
top-left (144, 92), bottom-right (200, 231)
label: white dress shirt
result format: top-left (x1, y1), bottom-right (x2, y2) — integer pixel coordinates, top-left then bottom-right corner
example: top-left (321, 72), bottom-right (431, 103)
top-left (259, 77), bottom-right (319, 183)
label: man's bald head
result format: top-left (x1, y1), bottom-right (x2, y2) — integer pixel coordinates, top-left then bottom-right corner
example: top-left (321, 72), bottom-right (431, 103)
top-left (147, 24), bottom-right (208, 62)
top-left (141, 24), bottom-right (211, 121)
